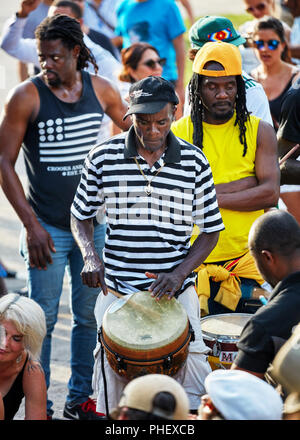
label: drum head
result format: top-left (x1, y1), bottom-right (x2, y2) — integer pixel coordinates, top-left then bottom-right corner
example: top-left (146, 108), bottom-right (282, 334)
top-left (103, 291), bottom-right (188, 351)
top-left (201, 313), bottom-right (252, 342)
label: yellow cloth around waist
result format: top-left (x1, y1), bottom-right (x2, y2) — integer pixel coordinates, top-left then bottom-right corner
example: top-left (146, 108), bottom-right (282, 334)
top-left (194, 251), bottom-right (265, 316)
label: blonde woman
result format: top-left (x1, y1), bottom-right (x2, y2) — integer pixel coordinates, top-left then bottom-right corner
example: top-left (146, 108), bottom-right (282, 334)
top-left (0, 294), bottom-right (47, 420)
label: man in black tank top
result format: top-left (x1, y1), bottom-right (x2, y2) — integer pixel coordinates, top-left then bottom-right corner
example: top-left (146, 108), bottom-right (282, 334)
top-left (0, 13), bottom-right (131, 420)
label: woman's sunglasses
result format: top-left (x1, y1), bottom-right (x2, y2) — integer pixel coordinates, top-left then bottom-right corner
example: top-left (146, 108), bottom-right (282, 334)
top-left (246, 2), bottom-right (267, 13)
top-left (254, 39), bottom-right (281, 50)
top-left (142, 58), bottom-right (166, 69)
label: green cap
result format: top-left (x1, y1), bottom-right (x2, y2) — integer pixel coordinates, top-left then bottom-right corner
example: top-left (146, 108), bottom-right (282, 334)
top-left (189, 16), bottom-right (246, 49)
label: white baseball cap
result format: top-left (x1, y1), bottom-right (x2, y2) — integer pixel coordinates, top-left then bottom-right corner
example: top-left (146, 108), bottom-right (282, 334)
top-left (203, 369), bottom-right (283, 420)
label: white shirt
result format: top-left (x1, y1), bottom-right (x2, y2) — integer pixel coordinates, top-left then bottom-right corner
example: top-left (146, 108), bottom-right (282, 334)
top-left (291, 16), bottom-right (300, 65)
top-left (0, 14), bottom-right (126, 141)
top-left (0, 14), bottom-right (123, 77)
top-left (84, 0), bottom-right (118, 39)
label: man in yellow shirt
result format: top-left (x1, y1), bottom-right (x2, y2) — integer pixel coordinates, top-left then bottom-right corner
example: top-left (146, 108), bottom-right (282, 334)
top-left (172, 41), bottom-right (280, 315)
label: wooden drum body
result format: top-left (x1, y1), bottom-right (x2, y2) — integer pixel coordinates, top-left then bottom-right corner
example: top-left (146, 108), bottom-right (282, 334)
top-left (99, 291), bottom-right (193, 381)
top-left (201, 313), bottom-right (252, 370)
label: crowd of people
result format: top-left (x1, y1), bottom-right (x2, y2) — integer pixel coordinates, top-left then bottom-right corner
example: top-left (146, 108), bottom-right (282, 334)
top-left (0, 0), bottom-right (300, 422)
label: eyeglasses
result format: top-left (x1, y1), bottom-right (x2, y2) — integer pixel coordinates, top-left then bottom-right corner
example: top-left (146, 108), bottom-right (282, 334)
top-left (246, 2), bottom-right (267, 13)
top-left (253, 39), bottom-right (281, 50)
top-left (142, 58), bottom-right (166, 69)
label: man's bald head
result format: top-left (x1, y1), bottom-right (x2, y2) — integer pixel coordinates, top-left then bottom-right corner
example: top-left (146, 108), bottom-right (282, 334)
top-left (249, 210), bottom-right (300, 257)
top-left (49, 0), bottom-right (82, 19)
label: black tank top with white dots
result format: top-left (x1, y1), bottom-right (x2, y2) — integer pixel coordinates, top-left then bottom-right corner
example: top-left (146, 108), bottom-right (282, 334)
top-left (23, 71), bottom-right (104, 230)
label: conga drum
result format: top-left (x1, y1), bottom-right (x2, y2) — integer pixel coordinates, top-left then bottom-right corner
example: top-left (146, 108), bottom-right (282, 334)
top-left (200, 313), bottom-right (252, 370)
top-left (98, 290), bottom-right (193, 381)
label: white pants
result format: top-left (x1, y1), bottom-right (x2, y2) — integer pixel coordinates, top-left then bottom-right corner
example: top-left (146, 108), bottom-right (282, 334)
top-left (92, 285), bottom-right (211, 413)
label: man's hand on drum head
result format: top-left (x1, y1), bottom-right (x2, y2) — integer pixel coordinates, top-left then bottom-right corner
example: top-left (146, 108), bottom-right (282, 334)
top-left (81, 255), bottom-right (107, 294)
top-left (145, 271), bottom-right (183, 300)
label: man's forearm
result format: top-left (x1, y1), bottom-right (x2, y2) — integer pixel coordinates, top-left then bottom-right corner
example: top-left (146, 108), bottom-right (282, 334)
top-left (217, 182), bottom-right (279, 211)
top-left (70, 214), bottom-right (97, 260)
top-left (173, 231), bottom-right (219, 280)
top-left (0, 158), bottom-right (38, 229)
top-left (147, 230), bottom-right (220, 299)
top-left (215, 176), bottom-right (279, 211)
top-left (70, 214), bottom-right (107, 291)
top-left (215, 176), bottom-right (258, 194)
top-left (0, 15), bottom-right (39, 66)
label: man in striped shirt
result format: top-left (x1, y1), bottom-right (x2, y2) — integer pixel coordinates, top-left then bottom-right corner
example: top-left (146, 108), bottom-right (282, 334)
top-left (0, 14), bottom-right (130, 420)
top-left (71, 76), bottom-right (224, 414)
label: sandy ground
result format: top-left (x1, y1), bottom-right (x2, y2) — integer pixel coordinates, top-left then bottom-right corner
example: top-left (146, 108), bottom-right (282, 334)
top-left (0, 0), bottom-right (246, 421)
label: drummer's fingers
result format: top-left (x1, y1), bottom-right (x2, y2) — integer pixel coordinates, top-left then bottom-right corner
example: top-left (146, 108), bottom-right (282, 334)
top-left (151, 277), bottom-right (179, 300)
top-left (145, 271), bottom-right (158, 280)
top-left (151, 281), bottom-right (172, 300)
top-left (81, 270), bottom-right (99, 288)
top-left (81, 271), bottom-right (88, 286)
top-left (91, 270), bottom-right (107, 291)
top-left (153, 288), bottom-right (173, 301)
top-left (166, 289), bottom-right (176, 300)
top-left (149, 278), bottom-right (163, 293)
top-left (81, 271), bottom-right (93, 287)
top-left (150, 274), bottom-right (173, 291)
top-left (158, 286), bottom-right (176, 300)
top-left (90, 271), bottom-right (101, 288)
top-left (151, 289), bottom-right (164, 300)
top-left (96, 271), bottom-right (108, 295)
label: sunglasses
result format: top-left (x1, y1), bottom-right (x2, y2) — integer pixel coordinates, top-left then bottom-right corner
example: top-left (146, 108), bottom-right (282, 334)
top-left (142, 58), bottom-right (166, 69)
top-left (246, 2), bottom-right (267, 13)
top-left (254, 39), bottom-right (281, 50)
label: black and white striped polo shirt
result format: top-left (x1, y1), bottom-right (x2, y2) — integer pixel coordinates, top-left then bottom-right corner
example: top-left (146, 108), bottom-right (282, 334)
top-left (71, 126), bottom-right (224, 295)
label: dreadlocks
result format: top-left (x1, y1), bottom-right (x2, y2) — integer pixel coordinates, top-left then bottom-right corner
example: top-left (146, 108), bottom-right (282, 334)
top-left (189, 73), bottom-right (250, 156)
top-left (35, 14), bottom-right (98, 74)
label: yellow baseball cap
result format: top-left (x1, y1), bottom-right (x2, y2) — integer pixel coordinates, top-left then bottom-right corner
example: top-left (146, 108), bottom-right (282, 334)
top-left (192, 41), bottom-right (242, 77)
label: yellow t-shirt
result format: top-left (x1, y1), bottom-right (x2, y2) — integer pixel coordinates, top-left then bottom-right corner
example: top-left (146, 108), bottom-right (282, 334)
top-left (171, 114), bottom-right (263, 263)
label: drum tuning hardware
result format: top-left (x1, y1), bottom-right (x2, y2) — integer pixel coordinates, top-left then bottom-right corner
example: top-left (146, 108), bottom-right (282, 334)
top-left (116, 356), bottom-right (127, 372)
top-left (216, 362), bottom-right (227, 370)
top-left (189, 323), bottom-right (195, 342)
top-left (163, 356), bottom-right (172, 371)
top-left (212, 340), bottom-right (221, 357)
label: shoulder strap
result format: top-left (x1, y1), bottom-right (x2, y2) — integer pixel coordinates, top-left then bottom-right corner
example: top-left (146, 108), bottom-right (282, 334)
top-left (88, 2), bottom-right (115, 32)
